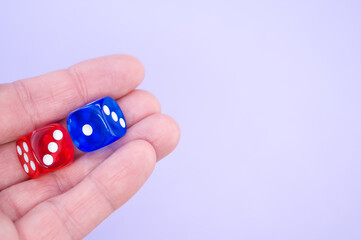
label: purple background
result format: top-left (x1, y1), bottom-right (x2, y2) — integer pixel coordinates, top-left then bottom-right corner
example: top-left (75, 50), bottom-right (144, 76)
top-left (1, 1), bottom-right (361, 239)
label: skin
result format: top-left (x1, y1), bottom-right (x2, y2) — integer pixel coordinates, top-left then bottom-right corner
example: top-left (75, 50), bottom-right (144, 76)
top-left (0, 55), bottom-right (181, 240)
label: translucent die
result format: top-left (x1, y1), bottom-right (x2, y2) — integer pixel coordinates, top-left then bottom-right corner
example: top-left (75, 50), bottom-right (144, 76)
top-left (67, 96), bottom-right (127, 152)
top-left (16, 124), bottom-right (74, 178)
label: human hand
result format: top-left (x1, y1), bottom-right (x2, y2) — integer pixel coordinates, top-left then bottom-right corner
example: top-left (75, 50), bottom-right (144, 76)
top-left (0, 55), bottom-right (180, 240)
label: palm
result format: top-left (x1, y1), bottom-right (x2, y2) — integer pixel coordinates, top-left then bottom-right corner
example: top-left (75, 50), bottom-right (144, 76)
top-left (0, 55), bottom-right (180, 240)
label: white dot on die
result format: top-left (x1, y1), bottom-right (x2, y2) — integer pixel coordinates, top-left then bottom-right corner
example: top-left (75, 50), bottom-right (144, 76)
top-left (53, 130), bottom-right (63, 140)
top-left (111, 112), bottom-right (118, 122)
top-left (103, 105), bottom-right (110, 115)
top-left (23, 164), bottom-right (29, 173)
top-left (24, 153), bottom-right (29, 163)
top-left (119, 118), bottom-right (126, 128)
top-left (48, 142), bottom-right (58, 153)
top-left (82, 124), bottom-right (93, 136)
top-left (23, 142), bottom-right (29, 152)
top-left (30, 161), bottom-right (36, 171)
top-left (17, 145), bottom-right (22, 155)
top-left (43, 154), bottom-right (53, 166)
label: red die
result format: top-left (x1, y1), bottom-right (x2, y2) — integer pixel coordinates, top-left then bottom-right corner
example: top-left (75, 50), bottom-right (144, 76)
top-left (16, 123), bottom-right (74, 178)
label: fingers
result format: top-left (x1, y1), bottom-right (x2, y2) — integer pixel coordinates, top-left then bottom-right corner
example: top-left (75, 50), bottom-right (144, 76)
top-left (0, 89), bottom-right (160, 190)
top-left (115, 90), bottom-right (161, 133)
top-left (0, 54), bottom-right (144, 144)
top-left (15, 140), bottom-right (156, 240)
top-left (117, 113), bottom-right (180, 160)
top-left (0, 113), bottom-right (180, 221)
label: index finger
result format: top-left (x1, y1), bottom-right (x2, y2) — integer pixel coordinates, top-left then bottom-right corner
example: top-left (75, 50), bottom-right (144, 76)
top-left (0, 54), bottom-right (144, 144)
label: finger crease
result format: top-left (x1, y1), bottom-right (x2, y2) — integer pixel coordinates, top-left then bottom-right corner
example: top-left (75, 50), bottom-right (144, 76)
top-left (46, 199), bottom-right (82, 240)
top-left (0, 192), bottom-right (22, 221)
top-left (67, 67), bottom-right (89, 104)
top-left (52, 174), bottom-right (68, 195)
top-left (88, 175), bottom-right (117, 212)
top-left (13, 81), bottom-right (38, 130)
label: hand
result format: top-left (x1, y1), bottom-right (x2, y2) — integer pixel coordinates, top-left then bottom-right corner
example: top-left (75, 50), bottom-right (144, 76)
top-left (0, 55), bottom-right (180, 240)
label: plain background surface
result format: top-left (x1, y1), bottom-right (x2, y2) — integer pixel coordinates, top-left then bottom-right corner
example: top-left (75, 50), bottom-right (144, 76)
top-left (1, 1), bottom-right (361, 239)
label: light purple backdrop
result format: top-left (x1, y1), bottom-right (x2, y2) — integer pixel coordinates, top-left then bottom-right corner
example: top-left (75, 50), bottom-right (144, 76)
top-left (1, 1), bottom-right (361, 239)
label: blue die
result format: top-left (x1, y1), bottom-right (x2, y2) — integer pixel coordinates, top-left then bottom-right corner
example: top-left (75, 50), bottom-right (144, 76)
top-left (67, 96), bottom-right (127, 152)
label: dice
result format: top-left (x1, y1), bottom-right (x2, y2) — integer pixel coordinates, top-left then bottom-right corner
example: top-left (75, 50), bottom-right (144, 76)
top-left (16, 96), bottom-right (127, 178)
top-left (16, 124), bottom-right (74, 178)
top-left (67, 96), bottom-right (127, 152)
